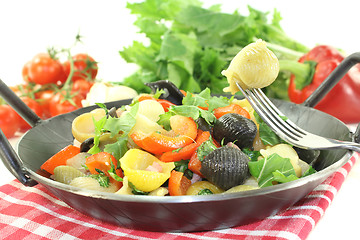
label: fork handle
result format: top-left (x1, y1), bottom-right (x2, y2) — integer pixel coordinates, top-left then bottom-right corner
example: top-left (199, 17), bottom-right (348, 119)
top-left (338, 141), bottom-right (360, 152)
top-left (303, 52), bottom-right (360, 107)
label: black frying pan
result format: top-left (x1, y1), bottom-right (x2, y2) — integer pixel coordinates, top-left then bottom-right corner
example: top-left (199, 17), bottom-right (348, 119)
top-left (0, 53), bottom-right (360, 232)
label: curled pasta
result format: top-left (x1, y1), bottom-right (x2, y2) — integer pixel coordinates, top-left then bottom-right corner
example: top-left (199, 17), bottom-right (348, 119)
top-left (137, 99), bottom-right (165, 122)
top-left (69, 177), bottom-right (119, 193)
top-left (186, 181), bottom-right (224, 195)
top-left (222, 39), bottom-right (279, 94)
top-left (53, 166), bottom-right (85, 184)
top-left (115, 176), bottom-right (133, 195)
top-left (71, 108), bottom-right (106, 143)
top-left (120, 149), bottom-right (175, 192)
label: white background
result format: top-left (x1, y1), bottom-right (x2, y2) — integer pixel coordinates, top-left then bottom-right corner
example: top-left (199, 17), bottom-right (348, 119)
top-left (0, 1), bottom-right (359, 239)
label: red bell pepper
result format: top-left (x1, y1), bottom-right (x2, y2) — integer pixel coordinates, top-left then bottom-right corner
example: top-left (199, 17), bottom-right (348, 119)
top-left (159, 130), bottom-right (210, 162)
top-left (168, 170), bottom-right (192, 196)
top-left (281, 45), bottom-right (360, 123)
top-left (131, 115), bottom-right (198, 155)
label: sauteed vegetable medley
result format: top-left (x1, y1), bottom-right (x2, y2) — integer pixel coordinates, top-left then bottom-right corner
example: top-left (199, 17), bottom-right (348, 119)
top-left (40, 87), bottom-right (317, 196)
top-left (40, 40), bottom-right (317, 196)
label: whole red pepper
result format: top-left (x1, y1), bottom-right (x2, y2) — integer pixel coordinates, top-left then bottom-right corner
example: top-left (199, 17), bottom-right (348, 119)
top-left (281, 45), bottom-right (360, 123)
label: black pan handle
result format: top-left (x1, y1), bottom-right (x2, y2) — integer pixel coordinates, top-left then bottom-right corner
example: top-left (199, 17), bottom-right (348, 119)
top-left (303, 52), bottom-right (360, 107)
top-left (0, 129), bottom-right (37, 186)
top-left (302, 52), bottom-right (360, 143)
top-left (0, 79), bottom-right (42, 127)
top-left (0, 79), bottom-right (41, 186)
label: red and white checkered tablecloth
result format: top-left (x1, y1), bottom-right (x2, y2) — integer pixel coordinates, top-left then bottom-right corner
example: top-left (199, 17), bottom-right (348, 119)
top-left (0, 153), bottom-right (358, 240)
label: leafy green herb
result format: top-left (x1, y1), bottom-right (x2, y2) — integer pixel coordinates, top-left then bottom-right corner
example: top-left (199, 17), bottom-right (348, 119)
top-left (95, 103), bottom-right (109, 114)
top-left (153, 89), bottom-right (166, 99)
top-left (103, 103), bottom-right (139, 138)
top-left (198, 189), bottom-right (213, 195)
top-left (88, 116), bottom-right (107, 155)
top-left (120, 0), bottom-right (308, 97)
top-left (302, 166), bottom-right (317, 177)
top-left (89, 173), bottom-right (110, 188)
top-left (254, 112), bottom-right (284, 146)
top-left (89, 103), bottom-right (139, 159)
top-left (197, 138), bottom-right (217, 161)
top-left (174, 159), bottom-right (189, 173)
top-left (108, 161), bottom-right (123, 182)
top-left (128, 181), bottom-right (149, 195)
top-left (242, 148), bottom-right (261, 162)
top-left (182, 88), bottom-right (230, 111)
top-left (157, 88), bottom-right (230, 128)
top-left (248, 153), bottom-right (297, 188)
top-left (272, 170), bottom-right (299, 183)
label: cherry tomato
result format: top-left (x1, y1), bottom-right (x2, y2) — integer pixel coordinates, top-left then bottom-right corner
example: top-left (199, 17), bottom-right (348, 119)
top-left (17, 97), bottom-right (43, 132)
top-left (49, 91), bottom-right (83, 116)
top-left (27, 53), bottom-right (66, 85)
top-left (63, 53), bottom-right (98, 82)
top-left (0, 105), bottom-right (20, 138)
top-left (22, 61), bottom-right (33, 82)
top-left (72, 79), bottom-right (93, 98)
top-left (35, 89), bottom-right (55, 119)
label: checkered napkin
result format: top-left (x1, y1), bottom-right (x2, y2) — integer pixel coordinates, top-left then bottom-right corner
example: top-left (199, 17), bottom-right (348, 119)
top-left (0, 153), bottom-right (358, 240)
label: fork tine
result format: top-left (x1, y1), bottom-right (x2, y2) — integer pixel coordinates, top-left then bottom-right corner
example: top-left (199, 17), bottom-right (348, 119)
top-left (253, 89), bottom-right (307, 135)
top-left (245, 89), bottom-right (302, 141)
top-left (235, 82), bottom-right (360, 152)
top-left (236, 83), bottom-right (302, 142)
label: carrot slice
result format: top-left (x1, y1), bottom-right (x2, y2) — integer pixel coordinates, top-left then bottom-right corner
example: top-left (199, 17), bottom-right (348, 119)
top-left (168, 170), bottom-right (192, 196)
top-left (40, 145), bottom-right (80, 175)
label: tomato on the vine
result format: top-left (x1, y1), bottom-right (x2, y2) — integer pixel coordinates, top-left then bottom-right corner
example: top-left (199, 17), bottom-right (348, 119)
top-left (17, 97), bottom-right (43, 132)
top-left (27, 53), bottom-right (66, 85)
top-left (49, 91), bottom-right (83, 117)
top-left (0, 105), bottom-right (20, 138)
top-left (22, 61), bottom-right (33, 83)
top-left (72, 79), bottom-right (93, 98)
top-left (63, 53), bottom-right (98, 82)
top-left (35, 89), bottom-right (55, 119)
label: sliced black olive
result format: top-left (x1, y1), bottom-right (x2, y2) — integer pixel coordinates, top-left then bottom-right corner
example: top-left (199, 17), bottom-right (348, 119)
top-left (294, 147), bottom-right (321, 165)
top-left (201, 146), bottom-right (250, 190)
top-left (80, 137), bottom-right (94, 152)
top-left (213, 113), bottom-right (257, 149)
top-left (195, 117), bottom-right (212, 132)
top-left (145, 80), bottom-right (184, 105)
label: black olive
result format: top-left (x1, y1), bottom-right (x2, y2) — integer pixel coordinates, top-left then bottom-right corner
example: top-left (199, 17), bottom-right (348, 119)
top-left (195, 117), bottom-right (212, 132)
top-left (200, 146), bottom-right (250, 190)
top-left (145, 80), bottom-right (184, 105)
top-left (80, 137), bottom-right (94, 152)
top-left (213, 113), bottom-right (257, 149)
top-left (107, 107), bottom-right (118, 118)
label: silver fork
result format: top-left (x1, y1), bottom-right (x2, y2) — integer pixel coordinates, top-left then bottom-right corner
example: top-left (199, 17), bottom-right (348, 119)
top-left (236, 83), bottom-right (360, 152)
